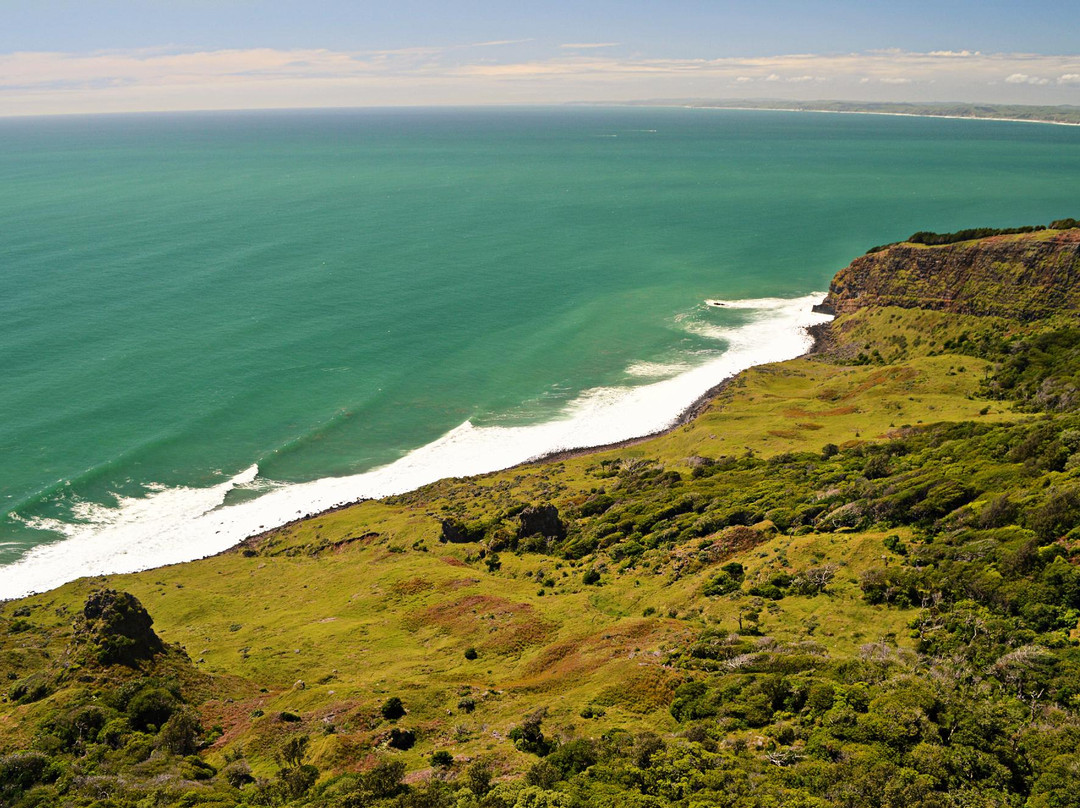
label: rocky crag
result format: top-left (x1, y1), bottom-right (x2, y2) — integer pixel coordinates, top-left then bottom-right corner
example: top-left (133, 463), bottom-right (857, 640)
top-left (817, 228), bottom-right (1080, 320)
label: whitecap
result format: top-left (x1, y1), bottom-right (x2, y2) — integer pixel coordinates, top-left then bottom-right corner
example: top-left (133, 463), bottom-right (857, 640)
top-left (624, 360), bottom-right (692, 378)
top-left (0, 294), bottom-right (830, 600)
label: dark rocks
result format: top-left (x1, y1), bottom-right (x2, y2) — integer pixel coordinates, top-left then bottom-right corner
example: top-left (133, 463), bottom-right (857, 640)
top-left (387, 727), bottom-right (415, 750)
top-left (79, 589), bottom-right (165, 666)
top-left (517, 505), bottom-right (566, 540)
top-left (439, 519), bottom-right (475, 544)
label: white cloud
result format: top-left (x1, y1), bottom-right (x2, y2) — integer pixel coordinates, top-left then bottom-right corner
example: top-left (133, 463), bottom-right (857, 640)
top-left (467, 39), bottom-right (535, 48)
top-left (1005, 72), bottom-right (1050, 85)
top-left (559, 42), bottom-right (620, 49)
top-left (2, 47), bottom-right (1079, 116)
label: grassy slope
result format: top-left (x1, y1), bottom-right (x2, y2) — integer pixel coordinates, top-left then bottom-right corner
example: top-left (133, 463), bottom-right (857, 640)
top-left (0, 303), bottom-right (1029, 781)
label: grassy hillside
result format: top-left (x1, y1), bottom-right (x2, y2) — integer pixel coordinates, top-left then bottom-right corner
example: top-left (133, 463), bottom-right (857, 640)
top-left (4, 231), bottom-right (1080, 807)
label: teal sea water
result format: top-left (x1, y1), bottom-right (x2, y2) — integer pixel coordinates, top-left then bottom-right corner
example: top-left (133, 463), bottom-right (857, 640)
top-left (2, 106), bottom-right (1079, 596)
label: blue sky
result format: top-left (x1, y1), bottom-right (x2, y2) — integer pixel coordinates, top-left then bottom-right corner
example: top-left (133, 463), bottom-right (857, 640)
top-left (3, 1), bottom-right (1080, 115)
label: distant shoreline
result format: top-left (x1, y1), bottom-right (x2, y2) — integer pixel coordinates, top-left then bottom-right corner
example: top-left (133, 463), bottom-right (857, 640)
top-left (595, 100), bottom-right (1080, 128)
top-left (693, 105), bottom-right (1080, 127)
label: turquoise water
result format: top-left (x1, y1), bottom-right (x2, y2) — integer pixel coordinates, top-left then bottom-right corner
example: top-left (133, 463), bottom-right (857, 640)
top-left (2, 107), bottom-right (1079, 586)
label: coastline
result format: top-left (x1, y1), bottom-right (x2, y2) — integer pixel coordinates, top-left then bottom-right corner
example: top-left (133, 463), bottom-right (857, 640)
top-left (0, 298), bottom-right (831, 597)
top-left (233, 319), bottom-right (833, 554)
top-left (659, 103), bottom-right (1080, 127)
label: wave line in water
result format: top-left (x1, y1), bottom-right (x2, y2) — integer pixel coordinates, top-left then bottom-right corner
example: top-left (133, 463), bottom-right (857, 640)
top-left (0, 294), bottom-right (830, 599)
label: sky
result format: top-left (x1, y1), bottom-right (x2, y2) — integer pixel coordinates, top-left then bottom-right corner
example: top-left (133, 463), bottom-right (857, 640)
top-left (2, 0), bottom-right (1080, 116)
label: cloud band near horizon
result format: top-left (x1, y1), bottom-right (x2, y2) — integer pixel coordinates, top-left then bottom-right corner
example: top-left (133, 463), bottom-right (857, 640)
top-left (1, 46), bottom-right (1078, 117)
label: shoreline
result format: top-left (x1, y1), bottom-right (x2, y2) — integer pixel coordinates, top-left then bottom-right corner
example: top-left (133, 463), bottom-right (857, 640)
top-left (633, 103), bottom-right (1080, 128)
top-left (233, 319), bottom-right (833, 554)
top-left (1, 299), bottom-right (831, 596)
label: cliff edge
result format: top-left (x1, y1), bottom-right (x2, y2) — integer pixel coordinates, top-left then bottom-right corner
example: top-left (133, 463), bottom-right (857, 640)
top-left (818, 228), bottom-right (1080, 320)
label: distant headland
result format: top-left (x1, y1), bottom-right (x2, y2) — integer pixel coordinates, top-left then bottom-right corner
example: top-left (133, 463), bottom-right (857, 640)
top-left (599, 98), bottom-right (1080, 126)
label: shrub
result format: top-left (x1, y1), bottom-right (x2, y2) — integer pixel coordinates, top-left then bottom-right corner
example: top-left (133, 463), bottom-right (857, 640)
top-left (464, 647), bottom-right (478, 660)
top-left (279, 763), bottom-right (319, 799)
top-left (159, 706), bottom-right (203, 755)
top-left (79, 589), bottom-right (165, 665)
top-left (98, 717), bottom-right (132, 749)
top-left (381, 696), bottom-right (406, 720)
top-left (0, 752), bottom-right (59, 799)
top-left (431, 750), bottom-right (454, 769)
top-left (582, 569), bottom-right (601, 586)
top-left (222, 759), bottom-right (255, 788)
top-left (365, 758), bottom-right (407, 798)
top-left (388, 728), bottom-right (415, 750)
top-left (465, 760), bottom-right (493, 796)
top-left (9, 672), bottom-right (53, 705)
top-left (127, 687), bottom-right (177, 732)
top-left (703, 571), bottom-right (741, 597)
top-left (510, 707), bottom-right (553, 756)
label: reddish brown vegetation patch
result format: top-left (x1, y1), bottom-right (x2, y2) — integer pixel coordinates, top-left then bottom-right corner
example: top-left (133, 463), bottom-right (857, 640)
top-left (594, 665), bottom-right (684, 713)
top-left (521, 619), bottom-right (677, 682)
top-left (699, 526), bottom-right (766, 563)
top-left (402, 595), bottom-right (556, 654)
top-left (389, 578), bottom-right (435, 599)
top-left (783, 405), bottom-right (858, 418)
top-left (440, 577), bottom-right (481, 591)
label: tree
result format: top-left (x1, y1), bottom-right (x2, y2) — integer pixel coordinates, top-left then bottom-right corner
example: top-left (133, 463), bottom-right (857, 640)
top-left (365, 757), bottom-right (406, 798)
top-left (511, 707), bottom-right (554, 756)
top-left (158, 706), bottom-right (202, 756)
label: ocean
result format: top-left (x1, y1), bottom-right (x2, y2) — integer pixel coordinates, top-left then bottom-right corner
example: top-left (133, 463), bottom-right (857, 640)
top-left (2, 106), bottom-right (1079, 597)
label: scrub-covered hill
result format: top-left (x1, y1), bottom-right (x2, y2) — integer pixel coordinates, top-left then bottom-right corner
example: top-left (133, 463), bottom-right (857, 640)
top-left (3, 225), bottom-right (1080, 808)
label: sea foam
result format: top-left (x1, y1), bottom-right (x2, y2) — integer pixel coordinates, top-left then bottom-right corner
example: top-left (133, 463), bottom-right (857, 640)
top-left (0, 294), bottom-right (830, 599)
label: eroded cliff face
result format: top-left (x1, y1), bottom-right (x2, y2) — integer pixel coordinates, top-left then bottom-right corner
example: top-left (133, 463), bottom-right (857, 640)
top-left (818, 230), bottom-right (1080, 320)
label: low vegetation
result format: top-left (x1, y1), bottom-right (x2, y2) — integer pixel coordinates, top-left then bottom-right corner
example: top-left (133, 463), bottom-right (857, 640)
top-left (4, 230), bottom-right (1080, 806)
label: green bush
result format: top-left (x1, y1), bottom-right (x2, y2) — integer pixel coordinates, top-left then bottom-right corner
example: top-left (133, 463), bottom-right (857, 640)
top-left (381, 696), bottom-right (406, 720)
top-left (126, 687), bottom-right (177, 732)
top-left (430, 750), bottom-right (454, 768)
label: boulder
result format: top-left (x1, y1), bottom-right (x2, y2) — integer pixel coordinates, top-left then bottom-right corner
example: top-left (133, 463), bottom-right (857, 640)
top-left (517, 505), bottom-right (566, 540)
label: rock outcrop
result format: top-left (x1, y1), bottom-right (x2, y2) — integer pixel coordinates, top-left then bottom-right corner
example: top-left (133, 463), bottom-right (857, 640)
top-left (77, 589), bottom-right (165, 666)
top-left (517, 505), bottom-right (566, 540)
top-left (819, 230), bottom-right (1080, 320)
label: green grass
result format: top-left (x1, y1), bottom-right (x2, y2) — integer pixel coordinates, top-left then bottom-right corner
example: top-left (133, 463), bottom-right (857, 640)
top-left (0, 306), bottom-right (1026, 775)
top-left (7, 247), bottom-right (1080, 808)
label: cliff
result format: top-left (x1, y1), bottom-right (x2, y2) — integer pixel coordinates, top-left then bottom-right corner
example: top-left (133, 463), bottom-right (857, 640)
top-left (818, 228), bottom-right (1080, 320)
